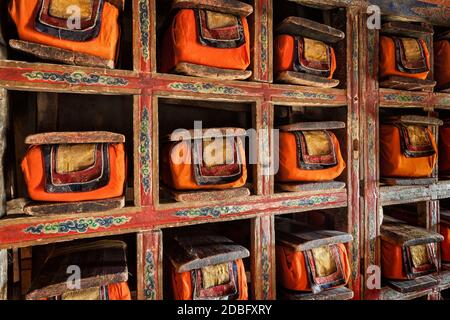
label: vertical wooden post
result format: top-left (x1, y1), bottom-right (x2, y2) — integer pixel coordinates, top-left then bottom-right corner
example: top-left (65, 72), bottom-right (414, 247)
top-left (0, 250), bottom-right (6, 300)
top-left (137, 230), bottom-right (163, 300)
top-left (251, 0), bottom-right (273, 82)
top-left (0, 19), bottom-right (8, 301)
top-left (251, 215), bottom-right (276, 300)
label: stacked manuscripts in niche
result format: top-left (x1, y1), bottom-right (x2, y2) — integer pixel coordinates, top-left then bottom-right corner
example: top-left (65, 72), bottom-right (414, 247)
top-left (364, 0), bottom-right (450, 300)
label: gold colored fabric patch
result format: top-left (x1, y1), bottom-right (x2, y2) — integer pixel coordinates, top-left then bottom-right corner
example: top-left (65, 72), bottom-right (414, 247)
top-left (49, 0), bottom-right (93, 20)
top-left (312, 246), bottom-right (337, 277)
top-left (201, 263), bottom-right (230, 289)
top-left (405, 125), bottom-right (430, 147)
top-left (410, 244), bottom-right (431, 268)
top-left (61, 287), bottom-right (100, 300)
top-left (304, 38), bottom-right (328, 63)
top-left (401, 38), bottom-right (422, 62)
top-left (302, 131), bottom-right (332, 156)
top-left (202, 138), bottom-right (234, 167)
top-left (205, 11), bottom-right (238, 29)
top-left (56, 144), bottom-right (96, 173)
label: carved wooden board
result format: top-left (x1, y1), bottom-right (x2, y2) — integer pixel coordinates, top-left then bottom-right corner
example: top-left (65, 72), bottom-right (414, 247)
top-left (381, 177), bottom-right (437, 186)
top-left (9, 40), bottom-right (115, 69)
top-left (387, 275), bottom-right (438, 293)
top-left (164, 187), bottom-right (251, 202)
top-left (379, 76), bottom-right (436, 92)
top-left (174, 63), bottom-right (252, 80)
top-left (276, 71), bottom-right (340, 88)
top-left (279, 121), bottom-right (346, 131)
top-left (24, 196), bottom-right (125, 216)
top-left (172, 0), bottom-right (254, 16)
top-left (26, 240), bottom-right (128, 300)
top-left (381, 222), bottom-right (444, 246)
top-left (276, 17), bottom-right (345, 43)
top-left (280, 286), bottom-right (354, 300)
top-left (277, 181), bottom-right (346, 193)
top-left (166, 234), bottom-right (250, 272)
top-left (25, 131), bottom-right (125, 145)
top-left (382, 115), bottom-right (443, 126)
top-left (380, 21), bottom-right (433, 38)
top-left (275, 217), bottom-right (353, 251)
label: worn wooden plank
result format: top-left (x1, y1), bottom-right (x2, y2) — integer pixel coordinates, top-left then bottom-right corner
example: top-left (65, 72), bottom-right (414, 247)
top-left (275, 217), bottom-right (353, 251)
top-left (164, 127), bottom-right (246, 141)
top-left (0, 90), bottom-right (7, 219)
top-left (276, 17), bottom-right (345, 43)
top-left (381, 221), bottom-right (444, 246)
top-left (0, 250), bottom-right (6, 300)
top-left (279, 121), bottom-right (346, 131)
top-left (381, 177), bottom-right (437, 186)
top-left (379, 76), bottom-right (436, 92)
top-left (382, 115), bottom-right (443, 126)
top-left (26, 240), bottom-right (128, 300)
top-left (276, 71), bottom-right (340, 88)
top-left (380, 21), bottom-right (433, 38)
top-left (173, 63), bottom-right (252, 80)
top-left (287, 0), bottom-right (353, 9)
top-left (25, 131), bottom-right (125, 145)
top-left (280, 286), bottom-right (354, 300)
top-left (277, 181), bottom-right (346, 192)
top-left (163, 187), bottom-right (251, 202)
top-left (23, 196), bottom-right (125, 216)
top-left (9, 40), bottom-right (115, 69)
top-left (166, 234), bottom-right (250, 272)
top-left (387, 275), bottom-right (438, 293)
top-left (172, 0), bottom-right (254, 16)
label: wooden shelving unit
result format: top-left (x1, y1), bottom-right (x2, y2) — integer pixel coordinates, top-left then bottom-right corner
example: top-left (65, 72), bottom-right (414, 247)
top-left (0, 0), bottom-right (449, 300)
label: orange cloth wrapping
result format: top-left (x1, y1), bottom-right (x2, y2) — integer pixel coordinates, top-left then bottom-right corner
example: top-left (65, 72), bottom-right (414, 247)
top-left (381, 241), bottom-right (406, 280)
top-left (276, 131), bottom-right (345, 182)
top-left (21, 143), bottom-right (126, 202)
top-left (434, 40), bottom-right (450, 89)
top-left (379, 36), bottom-right (430, 80)
top-left (171, 259), bottom-right (248, 300)
top-left (276, 244), bottom-right (351, 292)
top-left (9, 0), bottom-right (120, 61)
top-left (380, 125), bottom-right (437, 178)
top-left (108, 282), bottom-right (132, 300)
top-left (274, 34), bottom-right (337, 79)
top-left (160, 9), bottom-right (251, 72)
top-left (439, 125), bottom-right (450, 176)
top-left (161, 140), bottom-right (247, 190)
top-left (441, 224), bottom-right (450, 263)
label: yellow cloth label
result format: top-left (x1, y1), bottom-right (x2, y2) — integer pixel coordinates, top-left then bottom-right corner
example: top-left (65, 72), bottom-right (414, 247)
top-left (56, 144), bottom-right (96, 173)
top-left (206, 11), bottom-right (238, 29)
top-left (312, 246), bottom-right (337, 277)
top-left (303, 131), bottom-right (332, 156)
top-left (201, 263), bottom-right (230, 289)
top-left (304, 38), bottom-right (328, 63)
top-left (49, 0), bottom-right (93, 20)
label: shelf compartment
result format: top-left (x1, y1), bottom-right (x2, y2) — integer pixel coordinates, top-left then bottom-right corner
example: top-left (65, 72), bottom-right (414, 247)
top-left (2, 90), bottom-right (139, 221)
top-left (0, 0), bottom-right (134, 71)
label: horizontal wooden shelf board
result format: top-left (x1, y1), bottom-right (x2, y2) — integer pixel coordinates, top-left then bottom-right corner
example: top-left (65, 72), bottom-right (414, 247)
top-left (380, 185), bottom-right (432, 205)
top-left (0, 63), bottom-right (142, 95)
top-left (432, 93), bottom-right (450, 109)
top-left (379, 88), bottom-right (430, 108)
top-left (378, 286), bottom-right (433, 300)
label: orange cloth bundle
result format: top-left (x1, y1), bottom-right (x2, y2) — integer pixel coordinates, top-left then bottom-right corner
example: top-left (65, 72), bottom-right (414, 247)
top-left (166, 234), bottom-right (250, 300)
top-left (434, 40), bottom-right (450, 89)
top-left (380, 124), bottom-right (437, 178)
top-left (276, 243), bottom-right (351, 292)
top-left (9, 0), bottom-right (120, 62)
top-left (381, 220), bottom-right (443, 281)
top-left (161, 129), bottom-right (247, 191)
top-left (439, 122), bottom-right (450, 177)
top-left (160, 8), bottom-right (251, 72)
top-left (276, 129), bottom-right (346, 183)
top-left (275, 218), bottom-right (353, 294)
top-left (440, 224), bottom-right (450, 263)
top-left (171, 259), bottom-right (248, 300)
top-left (379, 36), bottom-right (430, 80)
top-left (21, 132), bottom-right (126, 202)
top-left (274, 34), bottom-right (337, 79)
